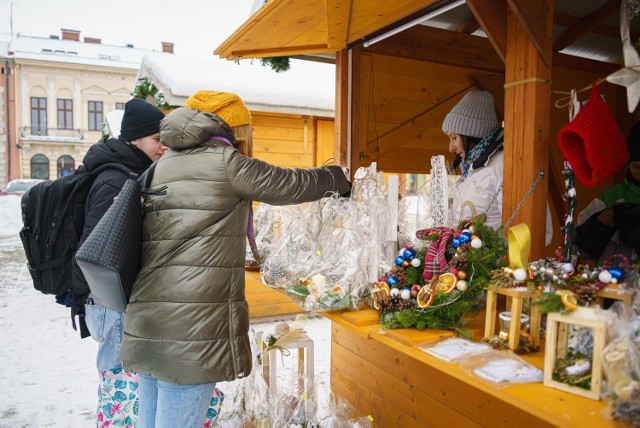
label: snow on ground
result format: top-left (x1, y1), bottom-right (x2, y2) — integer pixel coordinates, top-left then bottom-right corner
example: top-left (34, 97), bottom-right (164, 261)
top-left (0, 195), bottom-right (332, 427)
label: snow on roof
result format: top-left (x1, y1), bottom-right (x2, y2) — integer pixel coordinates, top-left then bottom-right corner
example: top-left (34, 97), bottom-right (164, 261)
top-left (139, 53), bottom-right (335, 116)
top-left (8, 34), bottom-right (160, 70)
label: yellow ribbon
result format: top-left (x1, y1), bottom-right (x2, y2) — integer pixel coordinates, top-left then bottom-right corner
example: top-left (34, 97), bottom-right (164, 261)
top-left (508, 223), bottom-right (531, 269)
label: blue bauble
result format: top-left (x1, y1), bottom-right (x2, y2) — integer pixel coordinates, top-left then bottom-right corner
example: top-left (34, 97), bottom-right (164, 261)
top-left (394, 256), bottom-right (405, 266)
top-left (403, 248), bottom-right (416, 260)
top-left (452, 238), bottom-right (460, 248)
top-left (458, 233), bottom-right (470, 244)
top-left (386, 276), bottom-right (399, 286)
top-left (609, 267), bottom-right (624, 282)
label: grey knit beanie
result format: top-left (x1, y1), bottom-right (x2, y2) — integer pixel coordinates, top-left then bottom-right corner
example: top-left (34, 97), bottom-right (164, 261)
top-left (442, 91), bottom-right (498, 138)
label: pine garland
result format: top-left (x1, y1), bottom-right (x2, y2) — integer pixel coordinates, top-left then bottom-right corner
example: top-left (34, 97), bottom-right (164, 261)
top-left (560, 161), bottom-right (577, 262)
top-left (259, 57), bottom-right (291, 73)
top-left (131, 76), bottom-right (172, 110)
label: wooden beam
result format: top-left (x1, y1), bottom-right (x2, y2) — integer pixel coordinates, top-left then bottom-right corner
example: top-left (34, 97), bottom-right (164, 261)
top-left (554, 10), bottom-right (640, 42)
top-left (349, 47), bottom-right (362, 173)
top-left (325, 0), bottom-right (351, 49)
top-left (457, 16), bottom-right (480, 34)
top-left (503, 2), bottom-right (553, 259)
top-left (507, 0), bottom-right (553, 68)
top-left (335, 49), bottom-right (350, 167)
top-left (230, 45), bottom-right (334, 59)
top-left (366, 23), bottom-right (617, 76)
top-left (466, 0), bottom-right (507, 64)
top-left (357, 51), bottom-right (373, 167)
top-left (553, 0), bottom-right (620, 52)
top-left (370, 25), bottom-right (504, 73)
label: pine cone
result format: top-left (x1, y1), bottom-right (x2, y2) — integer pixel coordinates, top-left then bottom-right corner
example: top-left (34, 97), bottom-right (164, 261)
top-left (575, 283), bottom-right (598, 305)
top-left (449, 254), bottom-right (469, 271)
top-left (379, 295), bottom-right (415, 314)
top-left (396, 267), bottom-right (407, 285)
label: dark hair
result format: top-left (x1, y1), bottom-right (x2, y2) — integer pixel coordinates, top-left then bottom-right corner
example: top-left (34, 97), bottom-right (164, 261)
top-left (462, 135), bottom-right (482, 153)
top-left (452, 135), bottom-right (482, 171)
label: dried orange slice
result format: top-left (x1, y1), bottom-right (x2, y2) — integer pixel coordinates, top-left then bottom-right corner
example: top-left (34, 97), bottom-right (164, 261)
top-left (436, 273), bottom-right (458, 294)
top-left (417, 283), bottom-right (436, 308)
top-left (560, 292), bottom-right (578, 311)
top-left (370, 282), bottom-right (390, 310)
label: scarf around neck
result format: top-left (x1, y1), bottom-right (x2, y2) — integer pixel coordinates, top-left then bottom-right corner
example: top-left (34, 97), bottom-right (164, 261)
top-left (458, 126), bottom-right (502, 182)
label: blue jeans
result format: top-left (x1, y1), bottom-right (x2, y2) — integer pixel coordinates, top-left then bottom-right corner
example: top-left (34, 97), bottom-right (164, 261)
top-left (84, 300), bottom-right (125, 373)
top-left (137, 374), bottom-right (216, 428)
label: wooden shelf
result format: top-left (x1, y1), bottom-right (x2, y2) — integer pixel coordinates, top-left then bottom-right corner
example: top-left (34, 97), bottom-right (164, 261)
top-left (323, 310), bottom-right (613, 427)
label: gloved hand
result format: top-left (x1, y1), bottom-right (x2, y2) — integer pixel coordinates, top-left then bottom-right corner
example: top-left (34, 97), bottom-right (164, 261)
top-left (63, 290), bottom-right (85, 308)
top-left (55, 292), bottom-right (68, 306)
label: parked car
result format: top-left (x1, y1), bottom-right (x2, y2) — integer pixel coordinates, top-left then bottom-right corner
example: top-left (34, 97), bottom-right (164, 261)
top-left (0, 179), bottom-right (44, 196)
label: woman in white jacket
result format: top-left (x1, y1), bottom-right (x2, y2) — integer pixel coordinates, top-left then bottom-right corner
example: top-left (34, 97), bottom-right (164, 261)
top-left (443, 91), bottom-right (504, 228)
top-left (443, 91), bottom-right (552, 245)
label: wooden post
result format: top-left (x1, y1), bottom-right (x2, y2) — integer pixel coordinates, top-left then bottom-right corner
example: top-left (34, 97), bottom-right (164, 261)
top-left (503, 2), bottom-right (553, 259)
top-left (335, 49), bottom-right (350, 168)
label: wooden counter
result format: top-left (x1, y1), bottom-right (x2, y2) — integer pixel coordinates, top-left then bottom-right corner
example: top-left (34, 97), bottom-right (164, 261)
top-left (323, 310), bottom-right (613, 428)
top-left (245, 270), bottom-right (304, 319)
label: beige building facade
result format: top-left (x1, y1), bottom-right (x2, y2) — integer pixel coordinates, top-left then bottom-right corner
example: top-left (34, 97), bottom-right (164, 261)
top-left (16, 60), bottom-right (135, 179)
top-left (9, 29), bottom-right (171, 180)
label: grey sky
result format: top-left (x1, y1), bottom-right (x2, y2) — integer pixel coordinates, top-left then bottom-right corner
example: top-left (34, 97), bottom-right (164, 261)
top-left (0, 0), bottom-right (255, 58)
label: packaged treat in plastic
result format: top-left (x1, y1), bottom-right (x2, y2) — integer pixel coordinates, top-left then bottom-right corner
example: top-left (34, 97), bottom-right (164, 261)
top-left (416, 337), bottom-right (492, 362)
top-left (600, 302), bottom-right (640, 425)
top-left (315, 390), bottom-right (373, 428)
top-left (398, 185), bottom-right (432, 248)
top-left (259, 163), bottom-right (391, 312)
top-left (217, 329), bottom-right (272, 427)
top-left (461, 350), bottom-right (543, 387)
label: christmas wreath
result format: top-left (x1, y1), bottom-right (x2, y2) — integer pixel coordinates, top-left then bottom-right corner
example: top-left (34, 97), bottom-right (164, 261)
top-left (371, 216), bottom-right (508, 337)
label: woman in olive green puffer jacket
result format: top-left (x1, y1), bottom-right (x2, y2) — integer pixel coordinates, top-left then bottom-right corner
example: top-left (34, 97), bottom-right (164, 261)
top-left (119, 97), bottom-right (350, 426)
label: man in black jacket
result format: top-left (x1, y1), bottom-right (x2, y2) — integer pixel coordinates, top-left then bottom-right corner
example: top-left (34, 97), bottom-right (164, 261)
top-left (62, 99), bottom-right (165, 414)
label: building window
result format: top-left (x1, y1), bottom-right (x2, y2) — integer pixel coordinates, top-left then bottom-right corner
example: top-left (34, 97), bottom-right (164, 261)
top-left (57, 155), bottom-right (75, 177)
top-left (88, 101), bottom-right (103, 131)
top-left (116, 102), bottom-right (125, 110)
top-left (31, 154), bottom-right (49, 179)
top-left (30, 97), bottom-right (47, 135)
top-left (57, 99), bottom-right (73, 129)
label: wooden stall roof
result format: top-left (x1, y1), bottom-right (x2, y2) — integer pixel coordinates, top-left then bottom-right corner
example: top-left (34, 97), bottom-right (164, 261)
top-left (215, 0), bottom-right (440, 59)
top-left (217, 0), bottom-right (638, 66)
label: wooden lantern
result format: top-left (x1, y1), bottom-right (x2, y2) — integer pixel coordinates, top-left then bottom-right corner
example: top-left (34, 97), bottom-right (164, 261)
top-left (543, 308), bottom-right (607, 400)
top-left (260, 332), bottom-right (315, 397)
top-left (484, 287), bottom-right (542, 351)
top-left (595, 283), bottom-right (635, 307)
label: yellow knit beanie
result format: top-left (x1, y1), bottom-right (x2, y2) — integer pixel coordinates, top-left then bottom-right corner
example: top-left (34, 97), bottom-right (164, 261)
top-left (185, 90), bottom-right (251, 127)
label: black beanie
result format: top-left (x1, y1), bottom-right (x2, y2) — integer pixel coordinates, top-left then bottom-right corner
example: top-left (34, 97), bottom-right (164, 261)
top-left (628, 122), bottom-right (640, 162)
top-left (119, 98), bottom-right (165, 142)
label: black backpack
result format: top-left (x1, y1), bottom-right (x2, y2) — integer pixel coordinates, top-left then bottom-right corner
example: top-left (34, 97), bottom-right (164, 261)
top-left (19, 163), bottom-right (131, 296)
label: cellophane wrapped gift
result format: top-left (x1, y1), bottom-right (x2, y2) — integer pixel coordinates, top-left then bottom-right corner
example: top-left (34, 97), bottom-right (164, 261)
top-left (258, 164), bottom-right (390, 311)
top-left (601, 302), bottom-right (640, 425)
top-left (218, 326), bottom-right (372, 427)
top-left (398, 181), bottom-right (432, 248)
top-left (397, 155), bottom-right (460, 248)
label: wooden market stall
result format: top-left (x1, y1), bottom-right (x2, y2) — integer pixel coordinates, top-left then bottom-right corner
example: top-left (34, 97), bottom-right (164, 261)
top-left (216, 0), bottom-right (640, 425)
